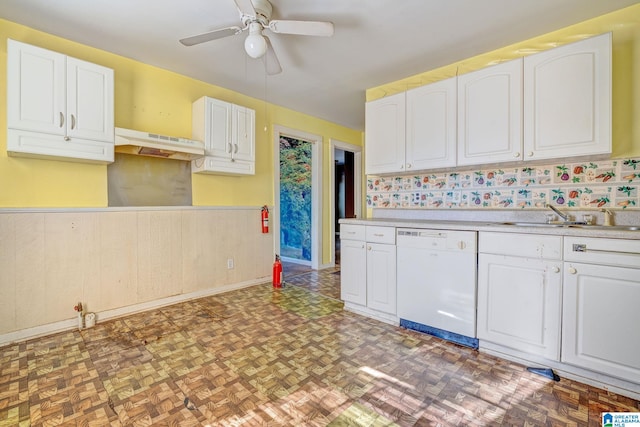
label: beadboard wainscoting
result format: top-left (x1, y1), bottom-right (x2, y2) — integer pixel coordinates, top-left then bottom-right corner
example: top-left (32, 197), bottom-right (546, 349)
top-left (0, 207), bottom-right (273, 345)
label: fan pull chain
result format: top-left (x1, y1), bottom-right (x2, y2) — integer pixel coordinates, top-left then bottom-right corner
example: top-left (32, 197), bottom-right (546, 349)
top-left (263, 70), bottom-right (268, 132)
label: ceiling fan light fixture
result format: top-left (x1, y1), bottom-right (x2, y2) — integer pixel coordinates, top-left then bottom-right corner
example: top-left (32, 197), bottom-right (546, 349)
top-left (244, 22), bottom-right (267, 58)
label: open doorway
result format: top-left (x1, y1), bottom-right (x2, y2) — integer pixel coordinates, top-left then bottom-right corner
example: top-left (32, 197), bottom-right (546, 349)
top-left (273, 126), bottom-right (322, 271)
top-left (330, 139), bottom-right (362, 266)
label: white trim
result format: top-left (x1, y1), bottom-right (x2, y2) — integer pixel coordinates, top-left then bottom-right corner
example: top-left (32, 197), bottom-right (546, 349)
top-left (329, 139), bottom-right (362, 265)
top-left (0, 276), bottom-right (269, 347)
top-left (273, 125), bottom-right (322, 270)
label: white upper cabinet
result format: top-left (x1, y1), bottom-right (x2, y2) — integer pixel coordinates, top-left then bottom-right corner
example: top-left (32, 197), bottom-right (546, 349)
top-left (406, 77), bottom-right (457, 170)
top-left (7, 39), bottom-right (114, 163)
top-left (365, 92), bottom-right (406, 175)
top-left (524, 33), bottom-right (611, 160)
top-left (191, 96), bottom-right (256, 175)
top-left (457, 58), bottom-right (523, 166)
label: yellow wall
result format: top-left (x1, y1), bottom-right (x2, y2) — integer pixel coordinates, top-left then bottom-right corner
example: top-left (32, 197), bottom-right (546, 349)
top-left (367, 3), bottom-right (640, 158)
top-left (0, 19), bottom-right (362, 264)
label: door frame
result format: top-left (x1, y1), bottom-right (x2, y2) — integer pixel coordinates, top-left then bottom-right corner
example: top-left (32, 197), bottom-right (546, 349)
top-left (273, 125), bottom-right (322, 270)
top-left (330, 139), bottom-right (362, 266)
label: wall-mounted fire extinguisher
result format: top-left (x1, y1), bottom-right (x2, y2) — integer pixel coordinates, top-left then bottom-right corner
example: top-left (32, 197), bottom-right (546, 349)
top-left (273, 255), bottom-right (282, 288)
top-left (261, 205), bottom-right (269, 234)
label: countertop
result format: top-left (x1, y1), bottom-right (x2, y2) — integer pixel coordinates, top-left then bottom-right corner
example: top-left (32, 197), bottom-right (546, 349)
top-left (339, 217), bottom-right (640, 240)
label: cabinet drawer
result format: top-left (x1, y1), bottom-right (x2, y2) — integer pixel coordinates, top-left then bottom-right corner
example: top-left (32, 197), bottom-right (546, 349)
top-left (366, 226), bottom-right (396, 244)
top-left (564, 236), bottom-right (640, 268)
top-left (479, 232), bottom-right (562, 259)
top-left (341, 224), bottom-right (365, 241)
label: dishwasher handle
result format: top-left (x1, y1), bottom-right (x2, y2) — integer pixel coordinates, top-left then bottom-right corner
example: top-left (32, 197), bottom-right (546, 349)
top-left (397, 230), bottom-right (445, 238)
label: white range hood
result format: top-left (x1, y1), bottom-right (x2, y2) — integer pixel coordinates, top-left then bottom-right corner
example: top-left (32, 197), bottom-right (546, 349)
top-left (114, 127), bottom-right (205, 161)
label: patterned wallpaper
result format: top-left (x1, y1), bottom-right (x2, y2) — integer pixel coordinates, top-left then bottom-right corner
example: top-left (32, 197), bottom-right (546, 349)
top-left (367, 158), bottom-right (640, 210)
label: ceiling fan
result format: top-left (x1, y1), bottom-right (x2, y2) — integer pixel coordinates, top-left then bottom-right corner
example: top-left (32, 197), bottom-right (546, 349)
top-left (179, 0), bottom-right (334, 75)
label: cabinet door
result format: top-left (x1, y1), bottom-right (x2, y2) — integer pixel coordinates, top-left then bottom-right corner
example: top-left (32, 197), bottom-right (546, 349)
top-left (524, 33), bottom-right (611, 160)
top-left (458, 59), bottom-right (523, 166)
top-left (562, 262), bottom-right (640, 383)
top-left (204, 97), bottom-right (233, 158)
top-left (66, 57), bottom-right (114, 142)
top-left (365, 92), bottom-right (406, 175)
top-left (232, 105), bottom-right (255, 163)
top-left (340, 239), bottom-right (367, 306)
top-left (366, 243), bottom-right (396, 315)
top-left (7, 39), bottom-right (66, 136)
top-left (406, 77), bottom-right (457, 170)
top-left (477, 253), bottom-right (562, 360)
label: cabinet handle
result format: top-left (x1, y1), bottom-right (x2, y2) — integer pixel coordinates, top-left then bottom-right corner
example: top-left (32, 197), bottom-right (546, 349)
top-left (234, 143), bottom-right (238, 154)
top-left (64, 136), bottom-right (70, 141)
top-left (70, 114), bottom-right (76, 130)
top-left (527, 152), bottom-right (534, 157)
top-left (227, 142), bottom-right (232, 153)
top-left (552, 266), bottom-right (560, 273)
top-left (406, 163), bottom-right (412, 169)
top-left (59, 112), bottom-right (64, 128)
top-left (373, 233), bottom-right (384, 237)
top-left (513, 152), bottom-right (519, 158)
top-left (457, 241), bottom-right (466, 250)
top-left (568, 267), bottom-right (577, 274)
top-left (367, 245), bottom-right (372, 251)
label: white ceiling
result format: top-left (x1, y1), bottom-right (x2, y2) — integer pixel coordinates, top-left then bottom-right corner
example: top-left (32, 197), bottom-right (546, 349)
top-left (2, 0), bottom-right (638, 130)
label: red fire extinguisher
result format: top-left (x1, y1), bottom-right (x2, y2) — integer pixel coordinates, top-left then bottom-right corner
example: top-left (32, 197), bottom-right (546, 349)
top-left (261, 205), bottom-right (269, 234)
top-left (273, 255), bottom-right (283, 288)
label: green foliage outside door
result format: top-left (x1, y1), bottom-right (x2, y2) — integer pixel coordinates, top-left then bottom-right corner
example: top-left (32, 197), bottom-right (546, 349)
top-left (279, 136), bottom-right (312, 261)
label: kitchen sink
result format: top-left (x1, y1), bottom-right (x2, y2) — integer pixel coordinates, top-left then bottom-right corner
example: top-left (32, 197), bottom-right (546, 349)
top-left (497, 222), bottom-right (566, 228)
top-left (495, 222), bottom-right (640, 231)
top-left (567, 224), bottom-right (640, 231)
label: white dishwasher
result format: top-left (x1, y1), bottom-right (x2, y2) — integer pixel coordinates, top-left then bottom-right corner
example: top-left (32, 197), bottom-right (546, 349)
top-left (397, 228), bottom-right (478, 348)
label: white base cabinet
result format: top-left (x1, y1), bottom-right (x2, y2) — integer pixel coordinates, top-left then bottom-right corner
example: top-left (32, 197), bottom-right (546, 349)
top-left (477, 232), bottom-right (562, 360)
top-left (365, 241), bottom-right (396, 315)
top-left (7, 39), bottom-right (114, 164)
top-left (340, 238), bottom-right (367, 306)
top-left (562, 236), bottom-right (640, 384)
top-left (340, 225), bottom-right (396, 322)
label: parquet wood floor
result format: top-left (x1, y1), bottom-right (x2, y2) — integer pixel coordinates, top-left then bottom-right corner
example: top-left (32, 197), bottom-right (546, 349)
top-left (1, 269), bottom-right (638, 426)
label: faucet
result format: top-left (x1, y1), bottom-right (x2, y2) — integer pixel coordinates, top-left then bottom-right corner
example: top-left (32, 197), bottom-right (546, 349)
top-left (546, 204), bottom-right (570, 223)
top-left (602, 208), bottom-right (613, 226)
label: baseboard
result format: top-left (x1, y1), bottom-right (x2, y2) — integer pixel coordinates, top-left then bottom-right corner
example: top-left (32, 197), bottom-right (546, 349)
top-left (0, 276), bottom-right (269, 347)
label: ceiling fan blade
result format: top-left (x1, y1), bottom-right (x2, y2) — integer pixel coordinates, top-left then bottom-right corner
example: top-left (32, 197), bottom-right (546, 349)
top-left (263, 36), bottom-right (282, 75)
top-left (234, 0), bottom-right (256, 17)
top-left (268, 20), bottom-right (334, 37)
top-left (179, 26), bottom-right (243, 46)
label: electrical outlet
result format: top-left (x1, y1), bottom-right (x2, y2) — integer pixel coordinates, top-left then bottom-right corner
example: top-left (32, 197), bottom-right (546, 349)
top-left (227, 258), bottom-right (234, 269)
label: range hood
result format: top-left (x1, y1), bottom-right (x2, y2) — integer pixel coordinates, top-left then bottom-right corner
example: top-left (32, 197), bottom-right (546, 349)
top-left (114, 127), bottom-right (205, 161)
